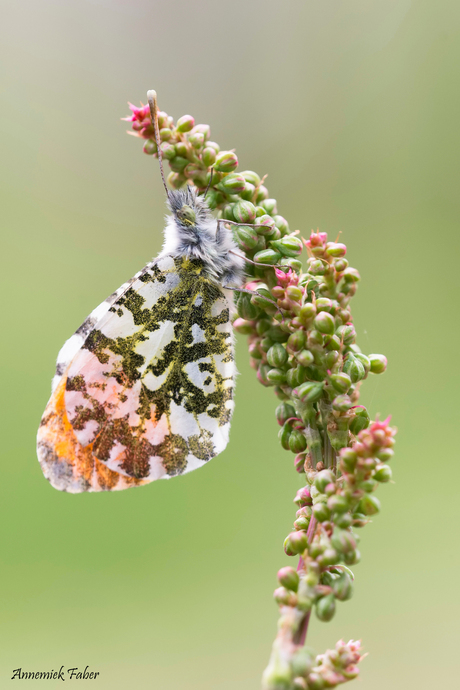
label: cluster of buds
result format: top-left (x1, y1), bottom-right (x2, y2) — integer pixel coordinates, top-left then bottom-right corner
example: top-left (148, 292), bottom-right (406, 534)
top-left (126, 99), bottom-right (396, 690)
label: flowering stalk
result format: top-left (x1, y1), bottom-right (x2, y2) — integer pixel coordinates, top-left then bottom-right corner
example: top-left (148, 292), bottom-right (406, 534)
top-left (125, 98), bottom-right (396, 690)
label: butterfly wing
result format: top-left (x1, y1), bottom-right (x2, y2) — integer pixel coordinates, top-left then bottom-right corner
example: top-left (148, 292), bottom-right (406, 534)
top-left (37, 255), bottom-right (236, 492)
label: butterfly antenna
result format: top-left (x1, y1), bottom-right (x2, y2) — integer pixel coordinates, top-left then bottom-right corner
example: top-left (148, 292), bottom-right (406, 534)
top-left (203, 168), bottom-right (214, 198)
top-left (147, 90), bottom-right (170, 200)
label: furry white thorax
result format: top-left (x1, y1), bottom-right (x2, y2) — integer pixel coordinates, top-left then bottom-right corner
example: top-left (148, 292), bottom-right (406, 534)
top-left (158, 186), bottom-right (245, 288)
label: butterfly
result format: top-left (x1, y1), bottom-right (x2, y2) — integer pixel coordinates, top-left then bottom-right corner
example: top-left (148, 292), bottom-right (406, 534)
top-left (36, 91), bottom-right (246, 493)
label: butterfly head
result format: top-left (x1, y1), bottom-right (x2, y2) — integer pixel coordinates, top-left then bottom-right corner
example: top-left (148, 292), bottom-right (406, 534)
top-left (168, 186), bottom-right (211, 232)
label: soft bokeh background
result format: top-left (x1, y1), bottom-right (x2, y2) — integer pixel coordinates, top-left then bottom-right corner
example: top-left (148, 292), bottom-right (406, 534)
top-left (1, 1), bottom-right (459, 687)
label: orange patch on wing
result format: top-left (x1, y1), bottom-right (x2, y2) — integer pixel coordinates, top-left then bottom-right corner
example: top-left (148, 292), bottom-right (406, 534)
top-left (37, 373), bottom-right (150, 493)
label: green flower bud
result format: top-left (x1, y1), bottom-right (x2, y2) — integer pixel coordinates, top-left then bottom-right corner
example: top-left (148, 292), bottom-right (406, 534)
top-left (235, 225), bottom-right (259, 250)
top-left (273, 215), bottom-right (289, 234)
top-left (275, 386), bottom-right (290, 401)
top-left (268, 325), bottom-right (290, 342)
top-left (308, 330), bottom-right (324, 347)
top-left (333, 572), bottom-right (354, 601)
top-left (296, 350), bottom-right (314, 367)
top-left (188, 131), bottom-right (205, 148)
top-left (160, 127), bottom-right (172, 141)
top-left (295, 381), bottom-right (324, 403)
top-left (232, 317), bottom-right (253, 335)
top-left (324, 334), bottom-right (341, 351)
top-left (255, 290), bottom-right (276, 310)
top-left (241, 170), bottom-right (261, 186)
top-left (280, 257), bottom-right (302, 272)
top-left (326, 242), bottom-right (347, 257)
top-left (312, 503), bottom-right (331, 522)
top-left (299, 304), bottom-right (316, 323)
top-left (316, 594), bottom-right (336, 622)
top-left (318, 547), bottom-right (339, 567)
top-left (257, 363), bottom-right (273, 387)
top-left (286, 367), bottom-right (300, 388)
top-left (369, 354), bottom-right (388, 374)
top-left (314, 469), bottom-right (335, 493)
top-left (340, 447), bottom-right (358, 471)
top-left (202, 147), bottom-right (216, 167)
top-left (354, 352), bottom-right (371, 374)
top-left (275, 402), bottom-right (296, 426)
top-left (307, 673), bottom-right (325, 690)
top-left (278, 566), bottom-right (299, 591)
top-left (167, 172), bottom-right (186, 189)
top-left (334, 512), bottom-right (353, 529)
top-left (377, 447), bottom-right (394, 462)
top-left (267, 368), bottom-right (287, 385)
top-left (255, 184), bottom-right (269, 202)
top-left (143, 139), bottom-right (157, 155)
top-left (270, 236), bottom-right (303, 258)
top-left (256, 319), bottom-right (271, 336)
top-left (308, 259), bottom-right (326, 275)
top-left (334, 258), bottom-right (348, 273)
top-left (216, 173), bottom-right (246, 194)
top-left (254, 249), bottom-right (281, 265)
top-left (330, 373), bottom-right (352, 394)
top-left (255, 214), bottom-right (276, 234)
top-left (343, 354), bottom-right (366, 383)
top-left (284, 530), bottom-right (308, 556)
top-left (342, 267), bottom-right (360, 282)
top-left (358, 494), bottom-right (381, 516)
top-left (327, 494), bottom-right (350, 514)
top-left (294, 515), bottom-right (310, 530)
top-left (237, 293), bottom-right (259, 320)
top-left (258, 198), bottom-right (277, 215)
top-left (286, 285), bottom-right (303, 301)
top-left (294, 487), bottom-right (313, 507)
top-left (349, 408), bottom-right (370, 435)
top-left (289, 430), bottom-right (307, 453)
top-left (273, 586), bottom-right (298, 606)
top-left (343, 548), bottom-right (361, 565)
top-left (287, 331), bottom-right (305, 353)
top-left (336, 324), bottom-right (356, 346)
top-left (240, 182), bottom-right (256, 201)
top-left (361, 478), bottom-right (377, 492)
top-left (279, 422), bottom-right (293, 450)
top-left (374, 464), bottom-right (392, 482)
top-left (191, 123), bottom-right (210, 139)
top-left (314, 311), bottom-right (335, 335)
top-left (169, 156), bottom-right (189, 173)
top-left (205, 140), bottom-right (219, 153)
top-left (325, 351), bottom-right (340, 369)
top-left (214, 150), bottom-right (238, 172)
top-left (291, 648), bottom-right (315, 680)
top-left (176, 114), bottom-right (195, 133)
top-left (316, 298), bottom-right (332, 312)
top-left (308, 541), bottom-right (325, 559)
top-left (267, 343), bottom-right (288, 368)
top-left (233, 201), bottom-right (256, 223)
top-left (294, 453), bottom-right (306, 473)
top-left (174, 141), bottom-right (188, 157)
top-left (331, 528), bottom-right (357, 555)
top-left (260, 337), bottom-right (274, 353)
top-left (183, 163), bottom-right (203, 179)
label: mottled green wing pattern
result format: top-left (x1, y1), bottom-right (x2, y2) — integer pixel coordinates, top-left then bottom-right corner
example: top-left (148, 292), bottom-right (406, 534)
top-left (63, 255), bottom-right (236, 481)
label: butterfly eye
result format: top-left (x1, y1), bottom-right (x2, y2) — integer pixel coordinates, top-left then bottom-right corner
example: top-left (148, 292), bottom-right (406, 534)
top-left (177, 205), bottom-right (197, 226)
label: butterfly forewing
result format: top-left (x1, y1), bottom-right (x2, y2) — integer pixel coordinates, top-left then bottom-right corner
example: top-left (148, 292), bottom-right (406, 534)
top-left (37, 255), bottom-right (236, 493)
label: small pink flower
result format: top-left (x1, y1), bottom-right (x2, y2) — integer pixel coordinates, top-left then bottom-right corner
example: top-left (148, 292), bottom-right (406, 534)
top-left (305, 231), bottom-right (328, 250)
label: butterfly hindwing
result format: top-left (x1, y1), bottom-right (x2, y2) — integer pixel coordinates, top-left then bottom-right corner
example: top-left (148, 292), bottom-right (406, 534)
top-left (37, 255), bottom-right (236, 492)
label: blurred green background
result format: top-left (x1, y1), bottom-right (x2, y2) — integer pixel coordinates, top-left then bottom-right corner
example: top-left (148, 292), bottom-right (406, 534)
top-left (1, 0), bottom-right (459, 687)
